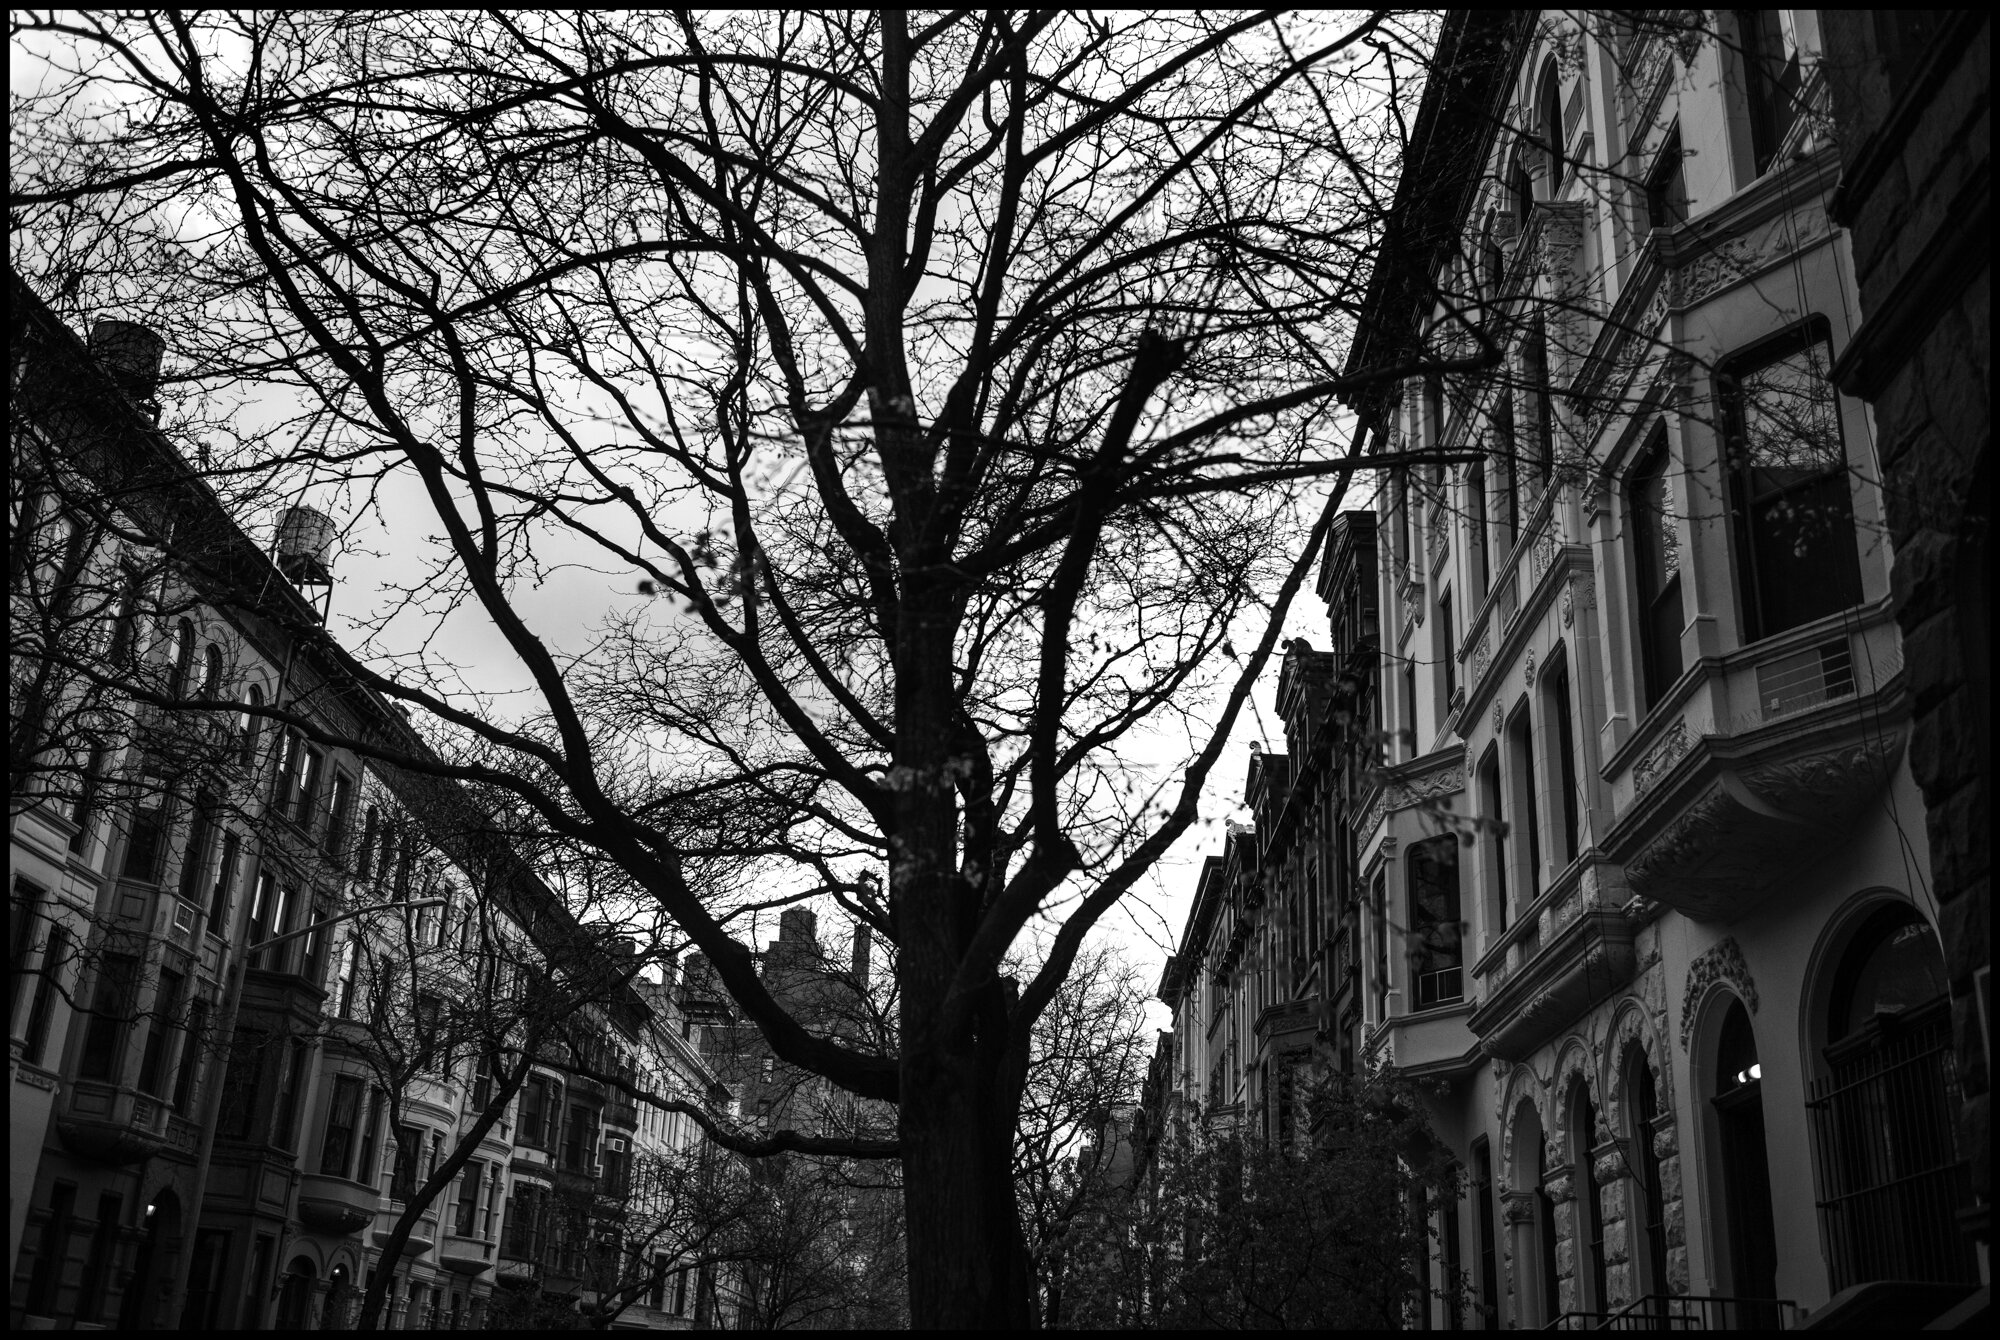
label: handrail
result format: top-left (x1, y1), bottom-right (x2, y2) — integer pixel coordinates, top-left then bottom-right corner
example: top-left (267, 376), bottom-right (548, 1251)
top-left (1544, 1293), bottom-right (1802, 1330)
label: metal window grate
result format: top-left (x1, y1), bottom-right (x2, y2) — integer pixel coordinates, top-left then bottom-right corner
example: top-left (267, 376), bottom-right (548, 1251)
top-left (1806, 1001), bottom-right (1978, 1293)
top-left (1757, 639), bottom-right (1855, 720)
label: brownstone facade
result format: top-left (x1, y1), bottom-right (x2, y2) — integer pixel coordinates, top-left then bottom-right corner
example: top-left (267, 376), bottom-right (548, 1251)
top-left (1822, 11), bottom-right (1992, 1244)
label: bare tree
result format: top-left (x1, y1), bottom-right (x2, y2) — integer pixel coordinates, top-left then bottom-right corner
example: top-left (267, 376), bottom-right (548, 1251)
top-left (10, 11), bottom-right (1506, 1324)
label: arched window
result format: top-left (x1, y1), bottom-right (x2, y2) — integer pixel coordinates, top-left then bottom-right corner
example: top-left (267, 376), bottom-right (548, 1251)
top-left (199, 643), bottom-right (223, 702)
top-left (1538, 60), bottom-right (1566, 193)
top-left (239, 684), bottom-right (264, 767)
top-left (169, 617), bottom-right (196, 698)
top-left (1407, 835), bottom-right (1463, 1007)
top-left (1807, 906), bottom-right (1974, 1290)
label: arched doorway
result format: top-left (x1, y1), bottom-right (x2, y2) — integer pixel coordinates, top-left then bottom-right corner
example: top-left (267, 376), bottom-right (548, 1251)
top-left (322, 1262), bottom-right (356, 1330)
top-left (1507, 1099), bottom-right (1561, 1327)
top-left (116, 1190), bottom-right (179, 1329)
top-left (1565, 1080), bottom-right (1607, 1315)
top-left (1806, 904), bottom-right (1975, 1289)
top-left (1622, 1052), bottom-right (1669, 1304)
top-left (1710, 999), bottom-right (1778, 1325)
top-left (276, 1257), bottom-right (316, 1331)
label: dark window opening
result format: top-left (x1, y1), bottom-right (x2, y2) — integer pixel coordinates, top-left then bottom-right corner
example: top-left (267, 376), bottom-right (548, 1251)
top-left (1720, 320), bottom-right (1863, 642)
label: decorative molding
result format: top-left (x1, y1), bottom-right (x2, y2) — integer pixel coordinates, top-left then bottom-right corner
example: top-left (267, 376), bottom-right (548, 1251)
top-left (1678, 936), bottom-right (1758, 1051)
top-left (1561, 587), bottom-right (1574, 628)
top-left (1493, 701), bottom-right (1505, 736)
top-left (1473, 631), bottom-right (1493, 685)
top-left (1631, 719), bottom-right (1692, 794)
top-left (1524, 648), bottom-right (1538, 687)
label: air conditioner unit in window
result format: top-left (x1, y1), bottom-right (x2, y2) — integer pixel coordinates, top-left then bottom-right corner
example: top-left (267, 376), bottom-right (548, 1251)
top-left (605, 1137), bottom-right (627, 1153)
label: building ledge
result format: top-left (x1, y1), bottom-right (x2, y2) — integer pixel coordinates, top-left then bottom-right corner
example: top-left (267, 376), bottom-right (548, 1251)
top-left (1467, 909), bottom-right (1637, 1061)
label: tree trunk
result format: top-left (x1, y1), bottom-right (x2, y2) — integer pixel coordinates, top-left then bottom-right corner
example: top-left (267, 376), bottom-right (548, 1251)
top-left (900, 1015), bottom-right (1035, 1329)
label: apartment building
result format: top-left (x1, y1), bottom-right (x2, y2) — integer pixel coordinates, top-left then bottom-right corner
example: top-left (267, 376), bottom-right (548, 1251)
top-left (1153, 510), bottom-right (1381, 1148)
top-left (9, 274), bottom-right (728, 1330)
top-left (1156, 10), bottom-right (1984, 1329)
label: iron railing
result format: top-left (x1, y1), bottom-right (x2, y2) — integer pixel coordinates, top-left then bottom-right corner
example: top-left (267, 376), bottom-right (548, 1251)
top-left (1806, 1000), bottom-right (1977, 1292)
top-left (1546, 1293), bottom-right (1801, 1330)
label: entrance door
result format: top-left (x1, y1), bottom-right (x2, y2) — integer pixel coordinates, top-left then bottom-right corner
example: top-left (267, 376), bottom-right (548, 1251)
top-left (1712, 1000), bottom-right (1779, 1328)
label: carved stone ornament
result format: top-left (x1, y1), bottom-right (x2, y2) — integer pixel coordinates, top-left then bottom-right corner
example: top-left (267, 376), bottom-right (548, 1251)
top-left (1561, 587), bottom-right (1574, 628)
top-left (1632, 719), bottom-right (1692, 794)
top-left (1473, 632), bottom-right (1493, 685)
top-left (1494, 702), bottom-right (1506, 736)
top-left (1678, 936), bottom-right (1758, 1051)
top-left (1545, 1169), bottom-right (1577, 1206)
top-left (1524, 648), bottom-right (1537, 687)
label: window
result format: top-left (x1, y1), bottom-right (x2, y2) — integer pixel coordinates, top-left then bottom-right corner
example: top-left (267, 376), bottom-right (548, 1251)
top-left (1808, 907), bottom-right (1974, 1290)
top-left (521, 1077), bottom-right (550, 1150)
top-left (1407, 835), bottom-right (1464, 1008)
top-left (247, 874), bottom-right (279, 968)
top-left (294, 745), bottom-right (326, 829)
top-left (238, 685), bottom-right (264, 768)
top-left (24, 1183), bottom-right (77, 1316)
top-left (1720, 320), bottom-right (1862, 642)
top-left (272, 728), bottom-right (301, 809)
top-left (1538, 60), bottom-right (1566, 193)
top-left (392, 1124), bottom-right (423, 1200)
top-left (78, 952), bottom-right (140, 1081)
top-left (273, 1037), bottom-right (310, 1151)
top-left (1439, 590), bottom-right (1457, 706)
top-left (219, 1027), bottom-right (267, 1140)
top-left (1472, 1138), bottom-right (1500, 1329)
top-left (1527, 319), bottom-right (1554, 487)
top-left (199, 643), bottom-right (224, 702)
top-left (1546, 650), bottom-right (1581, 868)
top-left (122, 792), bottom-right (172, 882)
top-left (206, 832), bottom-right (240, 935)
top-left (356, 1087), bottom-right (385, 1187)
top-left (1495, 392), bottom-right (1520, 542)
top-left (1401, 660), bottom-right (1418, 757)
top-left (300, 901), bottom-right (332, 988)
top-left (357, 806), bottom-right (381, 882)
top-left (1738, 10), bottom-right (1801, 175)
top-left (1628, 432), bottom-right (1685, 708)
top-left (174, 998), bottom-right (207, 1111)
top-left (69, 745), bottom-right (109, 853)
top-left (10, 878), bottom-right (43, 1028)
top-left (1646, 129), bottom-right (1688, 230)
top-left (169, 618), bottom-right (197, 699)
top-left (336, 938), bottom-right (361, 1018)
top-left (454, 1161), bottom-right (483, 1237)
top-left (1468, 462), bottom-right (1489, 595)
top-left (1507, 702), bottom-right (1542, 902)
top-left (415, 993), bottom-right (443, 1072)
top-left (324, 772), bottom-right (356, 862)
top-left (1509, 146), bottom-right (1534, 224)
top-left (77, 1194), bottom-right (122, 1324)
top-left (23, 925), bottom-right (70, 1066)
top-left (178, 792), bottom-right (219, 904)
top-left (136, 967), bottom-right (186, 1097)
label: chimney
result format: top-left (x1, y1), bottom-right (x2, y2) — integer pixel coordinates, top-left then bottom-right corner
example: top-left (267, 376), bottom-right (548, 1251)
top-left (88, 319), bottom-right (166, 408)
top-left (852, 923), bottom-right (872, 987)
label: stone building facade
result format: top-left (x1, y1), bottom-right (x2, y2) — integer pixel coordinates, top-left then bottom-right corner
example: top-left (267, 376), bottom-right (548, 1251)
top-left (1156, 9), bottom-right (1984, 1329)
top-left (9, 274), bottom-right (728, 1330)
